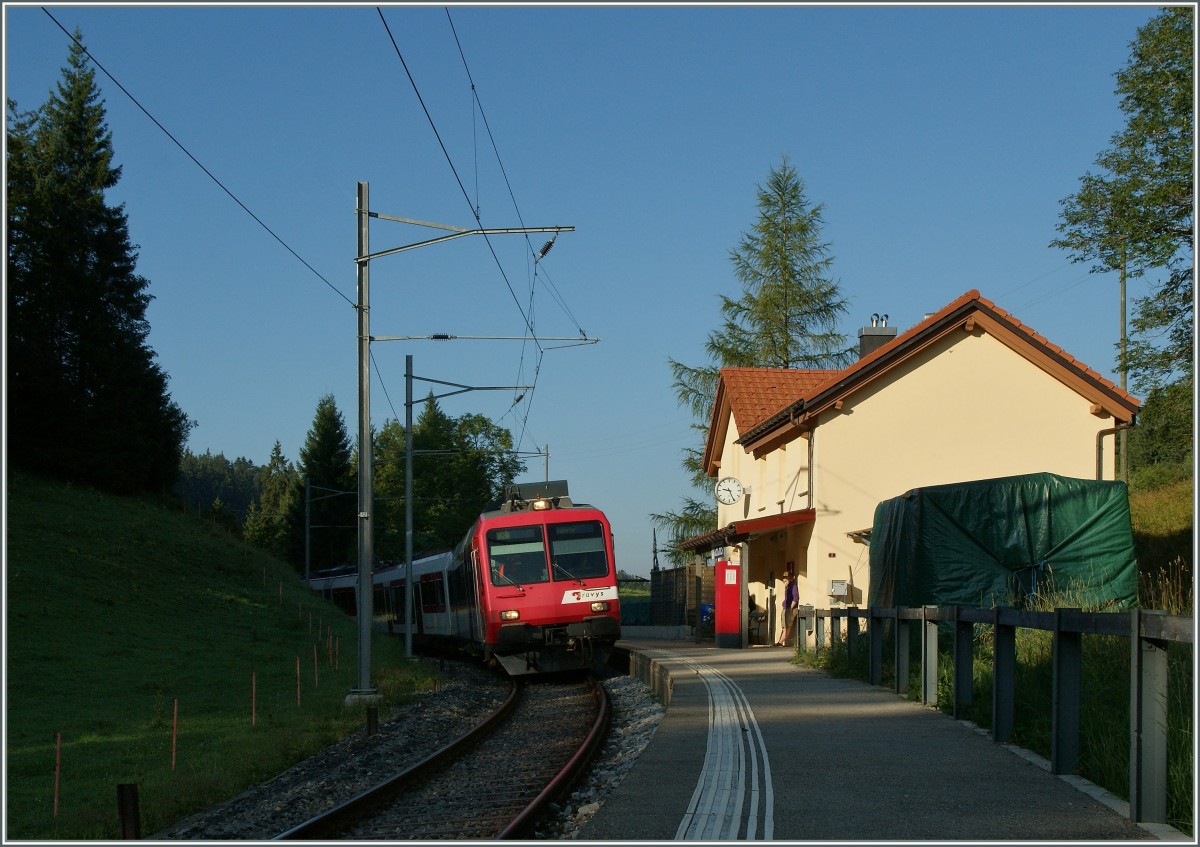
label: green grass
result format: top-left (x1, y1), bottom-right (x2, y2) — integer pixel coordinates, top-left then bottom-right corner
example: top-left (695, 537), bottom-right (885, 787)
top-left (6, 471), bottom-right (437, 840)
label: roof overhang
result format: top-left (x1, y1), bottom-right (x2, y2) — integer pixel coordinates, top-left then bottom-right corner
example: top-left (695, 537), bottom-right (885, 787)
top-left (679, 508), bottom-right (816, 552)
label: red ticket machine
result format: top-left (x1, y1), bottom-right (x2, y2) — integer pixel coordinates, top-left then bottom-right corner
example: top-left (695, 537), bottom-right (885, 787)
top-left (714, 559), bottom-right (743, 649)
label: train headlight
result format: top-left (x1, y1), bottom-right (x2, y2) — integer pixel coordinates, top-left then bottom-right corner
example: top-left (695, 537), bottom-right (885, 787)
top-left (590, 601), bottom-right (610, 613)
top-left (531, 498), bottom-right (552, 511)
top-left (500, 610), bottom-right (521, 621)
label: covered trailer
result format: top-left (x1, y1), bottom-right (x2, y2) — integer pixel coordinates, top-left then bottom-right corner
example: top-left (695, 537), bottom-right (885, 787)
top-left (867, 472), bottom-right (1137, 610)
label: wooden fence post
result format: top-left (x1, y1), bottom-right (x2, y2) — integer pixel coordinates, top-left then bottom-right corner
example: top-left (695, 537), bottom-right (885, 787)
top-left (53, 733), bottom-right (62, 817)
top-left (117, 783), bottom-right (140, 839)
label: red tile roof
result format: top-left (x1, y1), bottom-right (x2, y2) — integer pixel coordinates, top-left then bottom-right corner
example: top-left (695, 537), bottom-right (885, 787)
top-left (721, 367), bottom-right (839, 432)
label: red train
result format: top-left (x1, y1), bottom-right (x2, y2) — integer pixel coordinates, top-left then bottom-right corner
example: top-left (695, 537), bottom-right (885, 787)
top-left (313, 481), bottom-right (621, 675)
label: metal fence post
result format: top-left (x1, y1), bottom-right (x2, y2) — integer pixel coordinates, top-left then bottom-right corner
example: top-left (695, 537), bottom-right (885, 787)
top-left (992, 607), bottom-right (1016, 743)
top-left (1129, 608), bottom-right (1169, 824)
top-left (895, 608), bottom-right (910, 696)
top-left (952, 606), bottom-right (974, 719)
top-left (1051, 608), bottom-right (1082, 775)
top-left (869, 608), bottom-right (883, 686)
top-left (922, 606), bottom-right (939, 706)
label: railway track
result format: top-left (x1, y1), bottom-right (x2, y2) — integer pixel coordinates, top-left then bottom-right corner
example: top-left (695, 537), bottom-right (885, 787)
top-left (273, 676), bottom-right (610, 840)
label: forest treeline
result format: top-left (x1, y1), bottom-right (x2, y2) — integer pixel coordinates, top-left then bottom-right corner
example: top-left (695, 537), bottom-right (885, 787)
top-left (7, 34), bottom-right (526, 575)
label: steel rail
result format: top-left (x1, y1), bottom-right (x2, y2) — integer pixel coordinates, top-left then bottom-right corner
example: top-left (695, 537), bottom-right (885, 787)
top-left (272, 679), bottom-right (522, 840)
top-left (495, 677), bottom-right (612, 840)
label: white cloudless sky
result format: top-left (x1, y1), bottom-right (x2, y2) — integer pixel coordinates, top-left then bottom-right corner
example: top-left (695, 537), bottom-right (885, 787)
top-left (3, 3), bottom-right (1164, 576)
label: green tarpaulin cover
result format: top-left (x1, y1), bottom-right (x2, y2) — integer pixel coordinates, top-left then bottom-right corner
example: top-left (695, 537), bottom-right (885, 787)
top-left (868, 472), bottom-right (1138, 609)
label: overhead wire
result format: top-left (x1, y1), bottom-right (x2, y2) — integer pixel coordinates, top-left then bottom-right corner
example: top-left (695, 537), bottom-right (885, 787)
top-left (375, 7), bottom-right (540, 343)
top-left (370, 350), bottom-right (402, 423)
top-left (40, 8), bottom-right (355, 310)
top-left (444, 5), bottom-right (589, 444)
top-left (443, 7), bottom-right (587, 339)
top-left (39, 6), bottom-right (589, 474)
top-left (442, 7), bottom-right (598, 455)
top-left (376, 5), bottom-right (599, 457)
top-left (443, 5), bottom-right (543, 449)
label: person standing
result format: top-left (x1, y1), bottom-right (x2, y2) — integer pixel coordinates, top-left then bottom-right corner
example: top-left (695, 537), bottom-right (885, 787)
top-left (777, 569), bottom-right (798, 646)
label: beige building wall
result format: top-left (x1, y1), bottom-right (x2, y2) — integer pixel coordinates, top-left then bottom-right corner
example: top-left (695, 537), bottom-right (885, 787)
top-left (803, 328), bottom-right (1123, 608)
top-left (716, 428), bottom-right (812, 526)
top-left (715, 417), bottom-right (814, 636)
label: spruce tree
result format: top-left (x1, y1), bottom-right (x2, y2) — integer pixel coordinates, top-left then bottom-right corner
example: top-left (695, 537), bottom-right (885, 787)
top-left (371, 419), bottom-right (408, 562)
top-left (286, 395), bottom-right (356, 572)
top-left (6, 33), bottom-right (190, 494)
top-left (244, 441), bottom-right (298, 558)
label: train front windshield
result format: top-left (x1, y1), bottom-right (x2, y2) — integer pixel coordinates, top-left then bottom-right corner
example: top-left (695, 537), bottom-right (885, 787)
top-left (487, 521), bottom-right (610, 586)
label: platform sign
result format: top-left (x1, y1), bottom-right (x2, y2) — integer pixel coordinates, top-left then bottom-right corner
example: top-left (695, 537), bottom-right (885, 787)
top-left (714, 560), bottom-right (743, 649)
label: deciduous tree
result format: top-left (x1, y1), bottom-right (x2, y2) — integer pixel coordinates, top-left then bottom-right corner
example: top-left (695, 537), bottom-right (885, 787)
top-left (1052, 7), bottom-right (1193, 394)
top-left (371, 397), bottom-right (525, 559)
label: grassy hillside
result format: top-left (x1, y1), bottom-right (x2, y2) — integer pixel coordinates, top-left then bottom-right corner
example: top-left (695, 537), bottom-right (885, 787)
top-left (6, 471), bottom-right (432, 840)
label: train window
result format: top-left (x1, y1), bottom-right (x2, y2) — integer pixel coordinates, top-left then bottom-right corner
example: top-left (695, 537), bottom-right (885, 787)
top-left (487, 526), bottom-right (549, 585)
top-left (548, 521), bottom-right (610, 580)
top-left (420, 575), bottom-right (446, 613)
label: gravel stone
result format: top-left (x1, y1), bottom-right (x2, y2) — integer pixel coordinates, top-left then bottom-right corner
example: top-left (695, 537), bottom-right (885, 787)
top-left (531, 673), bottom-right (665, 839)
top-left (150, 664), bottom-right (663, 840)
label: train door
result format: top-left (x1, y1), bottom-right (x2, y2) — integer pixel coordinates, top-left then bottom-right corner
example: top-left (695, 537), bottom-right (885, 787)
top-left (469, 545), bottom-right (488, 647)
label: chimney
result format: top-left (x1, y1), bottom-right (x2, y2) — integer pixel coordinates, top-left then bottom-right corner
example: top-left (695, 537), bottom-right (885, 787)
top-left (858, 313), bottom-right (897, 359)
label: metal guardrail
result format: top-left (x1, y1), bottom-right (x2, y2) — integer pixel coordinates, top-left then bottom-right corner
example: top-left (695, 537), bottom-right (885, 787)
top-left (793, 604), bottom-right (1192, 827)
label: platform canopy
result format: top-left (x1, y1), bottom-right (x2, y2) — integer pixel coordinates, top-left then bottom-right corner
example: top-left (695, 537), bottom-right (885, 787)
top-left (680, 508), bottom-right (815, 552)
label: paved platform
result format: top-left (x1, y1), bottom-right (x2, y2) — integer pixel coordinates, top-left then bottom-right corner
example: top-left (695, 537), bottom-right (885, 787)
top-left (581, 640), bottom-right (1186, 842)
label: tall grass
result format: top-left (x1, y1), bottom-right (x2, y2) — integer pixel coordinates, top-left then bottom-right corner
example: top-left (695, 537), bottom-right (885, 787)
top-left (6, 472), bottom-right (436, 840)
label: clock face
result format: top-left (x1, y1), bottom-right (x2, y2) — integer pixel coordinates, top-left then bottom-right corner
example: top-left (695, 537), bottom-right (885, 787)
top-left (715, 476), bottom-right (744, 505)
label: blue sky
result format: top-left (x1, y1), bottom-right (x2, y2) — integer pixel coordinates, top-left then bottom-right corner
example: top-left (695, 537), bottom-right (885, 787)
top-left (4, 3), bottom-right (1163, 576)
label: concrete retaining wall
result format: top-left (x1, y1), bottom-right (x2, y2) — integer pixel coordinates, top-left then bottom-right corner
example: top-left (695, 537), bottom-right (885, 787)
top-left (627, 648), bottom-right (675, 708)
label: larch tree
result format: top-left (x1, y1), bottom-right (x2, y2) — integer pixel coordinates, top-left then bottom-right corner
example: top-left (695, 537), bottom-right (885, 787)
top-left (656, 156), bottom-right (853, 565)
top-left (6, 32), bottom-right (190, 494)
